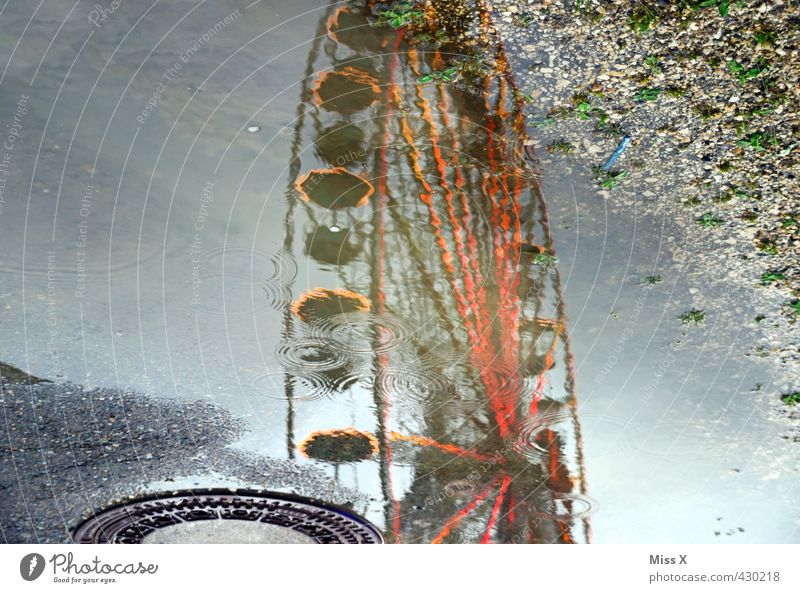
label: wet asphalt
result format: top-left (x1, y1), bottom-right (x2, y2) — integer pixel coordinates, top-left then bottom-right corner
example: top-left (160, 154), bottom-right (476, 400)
top-left (0, 368), bottom-right (365, 543)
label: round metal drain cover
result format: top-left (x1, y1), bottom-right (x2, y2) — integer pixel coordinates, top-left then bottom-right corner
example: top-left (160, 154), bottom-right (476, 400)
top-left (73, 490), bottom-right (382, 544)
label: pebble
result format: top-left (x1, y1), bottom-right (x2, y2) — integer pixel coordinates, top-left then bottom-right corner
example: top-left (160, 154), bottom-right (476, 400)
top-left (486, 0), bottom-right (800, 366)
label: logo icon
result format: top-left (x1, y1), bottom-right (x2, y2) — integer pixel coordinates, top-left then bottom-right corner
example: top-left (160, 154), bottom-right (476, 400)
top-left (20, 553), bottom-right (45, 581)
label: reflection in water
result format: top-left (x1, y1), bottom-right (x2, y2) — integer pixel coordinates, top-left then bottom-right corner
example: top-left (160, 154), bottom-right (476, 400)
top-left (300, 427), bottom-right (380, 463)
top-left (0, 0), bottom-right (794, 545)
top-left (270, 2), bottom-right (591, 543)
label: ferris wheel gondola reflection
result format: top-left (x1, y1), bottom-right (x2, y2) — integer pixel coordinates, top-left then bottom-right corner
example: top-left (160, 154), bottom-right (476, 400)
top-left (273, 1), bottom-right (592, 544)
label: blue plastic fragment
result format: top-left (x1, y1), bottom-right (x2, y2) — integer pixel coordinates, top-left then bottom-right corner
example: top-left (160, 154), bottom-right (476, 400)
top-left (600, 135), bottom-right (631, 172)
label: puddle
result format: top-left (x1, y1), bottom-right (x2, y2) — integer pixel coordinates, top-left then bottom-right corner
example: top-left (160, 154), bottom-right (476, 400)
top-left (0, 0), bottom-right (796, 544)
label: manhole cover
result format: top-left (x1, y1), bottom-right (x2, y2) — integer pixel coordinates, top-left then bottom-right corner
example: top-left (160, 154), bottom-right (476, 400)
top-left (73, 490), bottom-right (382, 544)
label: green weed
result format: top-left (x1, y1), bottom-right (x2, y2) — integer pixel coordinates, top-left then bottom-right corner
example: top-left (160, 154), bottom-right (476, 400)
top-left (593, 167), bottom-right (629, 190)
top-left (532, 253), bottom-right (559, 267)
top-left (758, 238), bottom-right (779, 254)
top-left (736, 131), bottom-right (779, 151)
top-left (679, 309), bottom-right (706, 325)
top-left (727, 58), bottom-right (769, 83)
top-left (644, 55), bottom-right (661, 75)
top-left (753, 29), bottom-right (777, 47)
top-left (634, 87), bottom-right (661, 101)
top-left (628, 7), bottom-right (658, 32)
top-left (531, 117), bottom-right (556, 128)
top-left (514, 11), bottom-right (536, 27)
top-left (697, 0), bottom-right (730, 17)
top-left (376, 3), bottom-right (426, 29)
top-left (697, 212), bottom-right (722, 227)
top-left (418, 65), bottom-right (460, 84)
top-left (546, 139), bottom-right (575, 155)
top-left (760, 271), bottom-right (785, 285)
top-left (780, 392), bottom-right (800, 406)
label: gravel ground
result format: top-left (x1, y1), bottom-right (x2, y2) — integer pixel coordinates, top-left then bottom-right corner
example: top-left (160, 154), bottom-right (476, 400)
top-left (473, 0), bottom-right (800, 378)
top-left (0, 371), bottom-right (367, 543)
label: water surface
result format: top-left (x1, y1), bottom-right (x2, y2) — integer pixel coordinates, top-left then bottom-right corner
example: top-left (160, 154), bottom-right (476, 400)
top-left (0, 0), bottom-right (796, 543)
